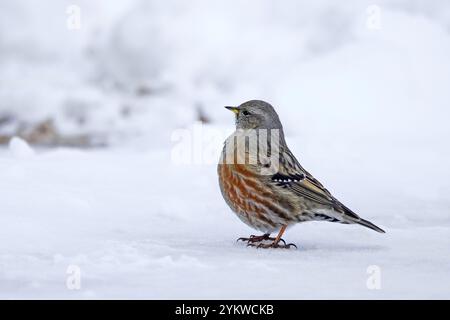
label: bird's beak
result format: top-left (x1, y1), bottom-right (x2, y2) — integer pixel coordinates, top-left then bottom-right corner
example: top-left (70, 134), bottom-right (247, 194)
top-left (225, 106), bottom-right (240, 115)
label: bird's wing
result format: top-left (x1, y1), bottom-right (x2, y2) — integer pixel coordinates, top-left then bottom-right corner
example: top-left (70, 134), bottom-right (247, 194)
top-left (268, 149), bottom-right (360, 220)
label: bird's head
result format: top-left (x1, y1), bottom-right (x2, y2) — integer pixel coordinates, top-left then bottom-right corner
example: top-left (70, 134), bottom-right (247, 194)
top-left (225, 100), bottom-right (283, 130)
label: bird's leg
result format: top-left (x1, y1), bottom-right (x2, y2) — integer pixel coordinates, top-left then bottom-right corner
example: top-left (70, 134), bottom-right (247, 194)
top-left (253, 226), bottom-right (297, 249)
top-left (237, 233), bottom-right (286, 245)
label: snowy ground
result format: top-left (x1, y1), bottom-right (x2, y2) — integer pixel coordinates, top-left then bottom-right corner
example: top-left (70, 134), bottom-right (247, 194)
top-left (0, 134), bottom-right (449, 299)
top-left (1, 0), bottom-right (450, 299)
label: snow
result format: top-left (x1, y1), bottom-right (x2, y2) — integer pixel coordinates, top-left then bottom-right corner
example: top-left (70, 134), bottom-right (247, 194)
top-left (8, 137), bottom-right (35, 159)
top-left (1, 0), bottom-right (450, 299)
top-left (0, 141), bottom-right (449, 299)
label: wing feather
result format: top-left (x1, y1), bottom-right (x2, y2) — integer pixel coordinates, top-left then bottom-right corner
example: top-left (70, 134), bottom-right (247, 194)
top-left (268, 148), bottom-right (360, 220)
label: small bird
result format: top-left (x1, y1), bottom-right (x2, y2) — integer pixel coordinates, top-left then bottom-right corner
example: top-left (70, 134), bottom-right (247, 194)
top-left (218, 100), bottom-right (385, 249)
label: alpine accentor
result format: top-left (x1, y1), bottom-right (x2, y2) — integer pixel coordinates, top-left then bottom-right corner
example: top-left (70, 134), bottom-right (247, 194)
top-left (218, 100), bottom-right (385, 249)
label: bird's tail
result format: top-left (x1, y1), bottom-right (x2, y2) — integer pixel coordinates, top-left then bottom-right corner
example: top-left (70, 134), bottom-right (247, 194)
top-left (353, 218), bottom-right (385, 233)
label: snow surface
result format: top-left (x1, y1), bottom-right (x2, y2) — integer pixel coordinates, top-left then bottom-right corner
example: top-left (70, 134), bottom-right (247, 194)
top-left (0, 0), bottom-right (450, 299)
top-left (0, 134), bottom-right (449, 299)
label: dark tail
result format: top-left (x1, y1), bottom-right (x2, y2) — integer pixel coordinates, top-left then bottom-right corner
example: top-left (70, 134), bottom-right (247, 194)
top-left (355, 218), bottom-right (385, 233)
top-left (338, 203), bottom-right (386, 233)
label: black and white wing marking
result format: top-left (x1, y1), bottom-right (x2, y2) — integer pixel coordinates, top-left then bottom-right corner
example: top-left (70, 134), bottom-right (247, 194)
top-left (271, 173), bottom-right (305, 187)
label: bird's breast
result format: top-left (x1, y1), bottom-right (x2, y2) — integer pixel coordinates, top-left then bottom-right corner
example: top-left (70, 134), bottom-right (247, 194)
top-left (218, 163), bottom-right (294, 232)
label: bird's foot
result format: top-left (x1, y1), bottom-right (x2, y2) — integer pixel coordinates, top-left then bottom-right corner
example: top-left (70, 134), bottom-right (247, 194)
top-left (248, 241), bottom-right (297, 249)
top-left (237, 234), bottom-right (286, 245)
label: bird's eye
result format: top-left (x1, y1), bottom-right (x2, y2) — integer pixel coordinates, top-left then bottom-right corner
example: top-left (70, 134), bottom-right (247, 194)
top-left (242, 110), bottom-right (251, 116)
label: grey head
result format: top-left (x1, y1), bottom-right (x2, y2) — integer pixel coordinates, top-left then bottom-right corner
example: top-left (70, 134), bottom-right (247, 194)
top-left (225, 100), bottom-right (283, 130)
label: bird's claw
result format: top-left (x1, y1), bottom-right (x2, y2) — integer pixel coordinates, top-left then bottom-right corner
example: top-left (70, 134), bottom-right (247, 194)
top-left (247, 242), bottom-right (297, 249)
top-left (237, 234), bottom-right (286, 245)
top-left (237, 234), bottom-right (270, 243)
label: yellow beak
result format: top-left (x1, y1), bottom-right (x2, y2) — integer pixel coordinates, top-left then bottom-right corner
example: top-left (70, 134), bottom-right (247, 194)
top-left (225, 106), bottom-right (240, 115)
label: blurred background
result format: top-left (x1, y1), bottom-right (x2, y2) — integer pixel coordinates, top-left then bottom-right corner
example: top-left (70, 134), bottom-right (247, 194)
top-left (1, 0), bottom-right (449, 148)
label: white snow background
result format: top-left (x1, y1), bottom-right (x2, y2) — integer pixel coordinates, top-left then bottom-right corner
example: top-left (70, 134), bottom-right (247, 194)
top-left (0, 0), bottom-right (449, 299)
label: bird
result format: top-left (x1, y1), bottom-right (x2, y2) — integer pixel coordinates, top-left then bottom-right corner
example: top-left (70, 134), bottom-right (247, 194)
top-left (217, 100), bottom-right (385, 249)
